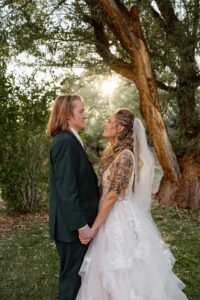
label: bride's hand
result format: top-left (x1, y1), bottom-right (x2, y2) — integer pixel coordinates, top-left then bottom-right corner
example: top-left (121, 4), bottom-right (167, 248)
top-left (79, 237), bottom-right (91, 245)
top-left (79, 226), bottom-right (96, 244)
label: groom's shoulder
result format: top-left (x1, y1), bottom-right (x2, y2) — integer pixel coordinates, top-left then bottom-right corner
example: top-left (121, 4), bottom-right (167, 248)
top-left (54, 131), bottom-right (70, 140)
top-left (50, 132), bottom-right (78, 159)
top-left (52, 131), bottom-right (75, 147)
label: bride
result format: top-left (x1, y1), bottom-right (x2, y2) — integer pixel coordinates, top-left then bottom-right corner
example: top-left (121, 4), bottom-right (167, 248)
top-left (76, 109), bottom-right (188, 300)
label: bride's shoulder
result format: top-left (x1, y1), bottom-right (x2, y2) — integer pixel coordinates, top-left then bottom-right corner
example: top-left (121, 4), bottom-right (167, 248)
top-left (118, 148), bottom-right (134, 157)
top-left (114, 149), bottom-right (134, 163)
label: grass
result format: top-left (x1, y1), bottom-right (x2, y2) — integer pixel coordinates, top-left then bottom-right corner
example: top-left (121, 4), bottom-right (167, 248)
top-left (0, 220), bottom-right (59, 300)
top-left (0, 203), bottom-right (200, 300)
top-left (152, 203), bottom-right (200, 300)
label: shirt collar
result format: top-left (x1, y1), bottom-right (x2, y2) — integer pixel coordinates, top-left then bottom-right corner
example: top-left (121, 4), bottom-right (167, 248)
top-left (70, 127), bottom-right (84, 148)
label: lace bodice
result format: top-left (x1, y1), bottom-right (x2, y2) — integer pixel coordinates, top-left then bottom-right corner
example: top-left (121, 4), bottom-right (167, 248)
top-left (101, 149), bottom-right (134, 200)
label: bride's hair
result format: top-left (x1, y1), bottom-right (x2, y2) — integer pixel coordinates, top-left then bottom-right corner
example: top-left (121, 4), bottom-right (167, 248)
top-left (99, 108), bottom-right (135, 177)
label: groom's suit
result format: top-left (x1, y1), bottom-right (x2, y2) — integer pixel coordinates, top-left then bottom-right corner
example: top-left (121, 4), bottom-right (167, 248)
top-left (49, 131), bottom-right (99, 300)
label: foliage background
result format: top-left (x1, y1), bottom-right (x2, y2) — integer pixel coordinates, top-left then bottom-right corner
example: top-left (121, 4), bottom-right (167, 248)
top-left (0, 0), bottom-right (199, 211)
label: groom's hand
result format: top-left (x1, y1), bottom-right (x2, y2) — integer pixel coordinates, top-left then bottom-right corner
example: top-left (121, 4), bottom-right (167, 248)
top-left (78, 225), bottom-right (94, 244)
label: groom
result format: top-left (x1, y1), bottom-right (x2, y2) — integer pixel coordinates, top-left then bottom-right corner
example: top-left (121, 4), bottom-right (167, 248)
top-left (48, 94), bottom-right (99, 300)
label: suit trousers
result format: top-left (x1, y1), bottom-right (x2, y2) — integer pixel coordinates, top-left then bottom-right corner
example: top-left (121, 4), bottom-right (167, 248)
top-left (55, 240), bottom-right (88, 300)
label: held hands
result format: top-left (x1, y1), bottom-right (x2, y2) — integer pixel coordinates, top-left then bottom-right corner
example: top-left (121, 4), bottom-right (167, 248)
top-left (78, 225), bottom-right (97, 245)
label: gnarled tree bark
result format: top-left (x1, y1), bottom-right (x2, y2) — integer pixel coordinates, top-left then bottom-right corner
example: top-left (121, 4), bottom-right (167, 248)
top-left (84, 0), bottom-right (200, 208)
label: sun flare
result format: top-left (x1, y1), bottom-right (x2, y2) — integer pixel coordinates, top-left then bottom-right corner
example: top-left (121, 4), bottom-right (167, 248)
top-left (101, 78), bottom-right (117, 96)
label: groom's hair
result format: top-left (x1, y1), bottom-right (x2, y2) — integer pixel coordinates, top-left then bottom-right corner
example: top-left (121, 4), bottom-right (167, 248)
top-left (47, 94), bottom-right (83, 137)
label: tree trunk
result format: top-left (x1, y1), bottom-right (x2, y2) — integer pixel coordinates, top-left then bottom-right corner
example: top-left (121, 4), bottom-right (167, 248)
top-left (177, 75), bottom-right (197, 130)
top-left (178, 155), bottom-right (200, 208)
top-left (158, 155), bottom-right (200, 208)
top-left (94, 0), bottom-right (200, 207)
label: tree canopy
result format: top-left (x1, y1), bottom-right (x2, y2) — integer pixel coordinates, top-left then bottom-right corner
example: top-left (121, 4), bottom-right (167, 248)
top-left (0, 0), bottom-right (199, 209)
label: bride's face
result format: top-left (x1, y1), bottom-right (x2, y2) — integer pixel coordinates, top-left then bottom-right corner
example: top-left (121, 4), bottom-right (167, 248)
top-left (102, 114), bottom-right (118, 139)
top-left (103, 114), bottom-right (124, 141)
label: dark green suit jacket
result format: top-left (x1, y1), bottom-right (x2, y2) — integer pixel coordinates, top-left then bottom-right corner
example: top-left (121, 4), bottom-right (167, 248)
top-left (49, 131), bottom-right (99, 243)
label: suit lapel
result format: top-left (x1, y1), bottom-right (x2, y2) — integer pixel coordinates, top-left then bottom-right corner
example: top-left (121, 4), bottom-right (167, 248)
top-left (68, 132), bottom-right (94, 169)
top-left (68, 131), bottom-right (99, 191)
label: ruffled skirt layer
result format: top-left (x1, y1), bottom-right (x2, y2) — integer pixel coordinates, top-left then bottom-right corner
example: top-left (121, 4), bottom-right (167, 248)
top-left (76, 200), bottom-right (188, 300)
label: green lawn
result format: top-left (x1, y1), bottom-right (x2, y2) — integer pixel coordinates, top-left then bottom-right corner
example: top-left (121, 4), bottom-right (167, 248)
top-left (0, 203), bottom-right (199, 300)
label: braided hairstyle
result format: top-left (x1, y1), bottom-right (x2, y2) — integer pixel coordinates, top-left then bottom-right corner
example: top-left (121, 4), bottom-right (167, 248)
top-left (99, 108), bottom-right (135, 177)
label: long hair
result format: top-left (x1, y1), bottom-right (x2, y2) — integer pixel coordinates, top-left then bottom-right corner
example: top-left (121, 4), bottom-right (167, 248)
top-left (47, 94), bottom-right (83, 137)
top-left (99, 108), bottom-right (135, 177)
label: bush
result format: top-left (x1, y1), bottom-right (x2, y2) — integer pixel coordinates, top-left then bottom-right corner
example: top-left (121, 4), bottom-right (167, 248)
top-left (0, 73), bottom-right (54, 213)
top-left (2, 131), bottom-right (50, 212)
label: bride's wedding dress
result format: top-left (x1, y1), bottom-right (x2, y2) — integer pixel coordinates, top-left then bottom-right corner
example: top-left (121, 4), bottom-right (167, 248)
top-left (76, 149), bottom-right (188, 300)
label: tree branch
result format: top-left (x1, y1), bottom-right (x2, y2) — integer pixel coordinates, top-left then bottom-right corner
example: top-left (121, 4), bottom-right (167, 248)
top-left (181, 0), bottom-right (190, 16)
top-left (149, 5), bottom-right (168, 32)
top-left (191, 0), bottom-right (200, 42)
top-left (42, 0), bottom-right (68, 17)
top-left (0, 0), bottom-right (32, 18)
top-left (97, 0), bottom-right (140, 51)
top-left (82, 9), bottom-right (136, 81)
top-left (157, 80), bottom-right (177, 92)
top-left (154, 0), bottom-right (181, 34)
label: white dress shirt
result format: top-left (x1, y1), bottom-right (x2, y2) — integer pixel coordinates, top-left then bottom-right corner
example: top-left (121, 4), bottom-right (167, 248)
top-left (70, 127), bottom-right (84, 148)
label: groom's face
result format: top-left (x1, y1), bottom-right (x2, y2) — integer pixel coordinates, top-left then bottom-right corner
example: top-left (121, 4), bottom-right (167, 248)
top-left (69, 100), bottom-right (86, 131)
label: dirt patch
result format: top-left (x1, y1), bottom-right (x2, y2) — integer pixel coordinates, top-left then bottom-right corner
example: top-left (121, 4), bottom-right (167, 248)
top-left (0, 212), bottom-right (48, 237)
top-left (0, 199), bottom-right (6, 209)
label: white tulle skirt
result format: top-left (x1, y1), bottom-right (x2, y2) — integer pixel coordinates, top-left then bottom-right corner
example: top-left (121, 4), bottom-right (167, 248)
top-left (76, 199), bottom-right (188, 300)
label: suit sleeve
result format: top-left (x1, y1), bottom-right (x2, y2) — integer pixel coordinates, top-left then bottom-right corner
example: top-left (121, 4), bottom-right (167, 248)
top-left (51, 138), bottom-right (87, 231)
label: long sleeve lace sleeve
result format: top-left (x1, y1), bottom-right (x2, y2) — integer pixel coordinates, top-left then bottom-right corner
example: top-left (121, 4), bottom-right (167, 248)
top-left (108, 150), bottom-right (134, 198)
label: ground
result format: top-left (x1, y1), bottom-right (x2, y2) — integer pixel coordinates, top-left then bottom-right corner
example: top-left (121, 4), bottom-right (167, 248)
top-left (0, 202), bottom-right (199, 300)
top-left (0, 211), bottom-right (48, 236)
